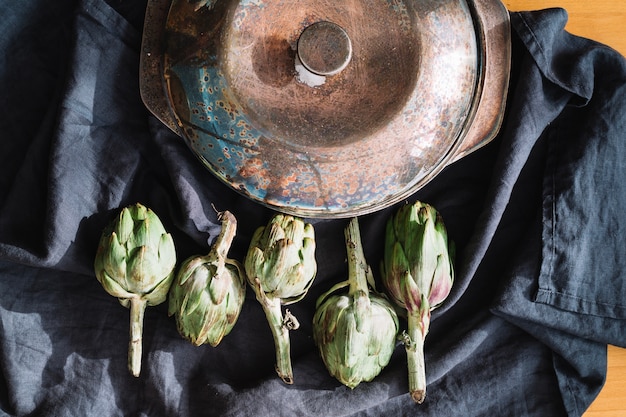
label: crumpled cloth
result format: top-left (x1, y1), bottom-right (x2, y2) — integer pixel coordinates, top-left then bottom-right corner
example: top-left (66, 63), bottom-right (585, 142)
top-left (0, 1), bottom-right (624, 416)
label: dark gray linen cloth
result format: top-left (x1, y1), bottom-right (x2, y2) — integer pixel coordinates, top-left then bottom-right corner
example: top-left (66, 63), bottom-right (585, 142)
top-left (1, 1), bottom-right (625, 416)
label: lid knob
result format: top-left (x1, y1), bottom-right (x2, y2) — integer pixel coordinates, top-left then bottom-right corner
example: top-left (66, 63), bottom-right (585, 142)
top-left (297, 21), bottom-right (352, 76)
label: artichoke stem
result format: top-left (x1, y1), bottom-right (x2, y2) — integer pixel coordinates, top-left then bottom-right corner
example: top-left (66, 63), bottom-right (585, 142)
top-left (345, 218), bottom-right (369, 297)
top-left (254, 278), bottom-right (294, 384)
top-left (128, 297), bottom-right (147, 377)
top-left (210, 211), bottom-right (237, 261)
top-left (406, 310), bottom-right (426, 403)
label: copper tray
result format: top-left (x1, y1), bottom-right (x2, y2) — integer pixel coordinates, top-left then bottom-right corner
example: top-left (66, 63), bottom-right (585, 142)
top-left (140, 0), bottom-right (510, 218)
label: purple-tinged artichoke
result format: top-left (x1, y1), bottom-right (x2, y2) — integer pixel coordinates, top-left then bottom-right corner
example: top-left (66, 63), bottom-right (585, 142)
top-left (313, 217), bottom-right (399, 388)
top-left (94, 203), bottom-right (176, 377)
top-left (381, 201), bottom-right (454, 403)
top-left (168, 211), bottom-right (245, 347)
top-left (244, 214), bottom-right (317, 384)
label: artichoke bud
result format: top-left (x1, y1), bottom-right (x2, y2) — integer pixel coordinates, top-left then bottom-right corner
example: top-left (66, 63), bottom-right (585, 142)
top-left (381, 201), bottom-right (454, 403)
top-left (382, 201), bottom-right (454, 324)
top-left (168, 211), bottom-right (246, 347)
top-left (313, 217), bottom-right (399, 389)
top-left (94, 203), bottom-right (177, 377)
top-left (244, 214), bottom-right (317, 384)
top-left (245, 214), bottom-right (316, 303)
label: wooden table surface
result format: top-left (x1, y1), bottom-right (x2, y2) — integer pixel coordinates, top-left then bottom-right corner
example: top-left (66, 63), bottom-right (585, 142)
top-left (504, 1), bottom-right (626, 416)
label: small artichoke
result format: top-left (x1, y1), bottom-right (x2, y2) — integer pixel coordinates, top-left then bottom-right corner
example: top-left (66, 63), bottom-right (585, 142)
top-left (381, 201), bottom-right (454, 403)
top-left (313, 217), bottom-right (399, 388)
top-left (94, 203), bottom-right (176, 377)
top-left (168, 211), bottom-right (245, 347)
top-left (244, 214), bottom-right (317, 384)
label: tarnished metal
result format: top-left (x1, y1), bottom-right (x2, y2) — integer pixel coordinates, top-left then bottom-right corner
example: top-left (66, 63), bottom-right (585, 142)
top-left (140, 0), bottom-right (511, 218)
top-left (297, 21), bottom-right (352, 76)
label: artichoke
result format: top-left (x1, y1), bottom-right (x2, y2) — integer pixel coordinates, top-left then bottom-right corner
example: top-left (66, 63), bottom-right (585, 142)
top-left (244, 214), bottom-right (317, 384)
top-left (168, 211), bottom-right (245, 347)
top-left (94, 203), bottom-right (176, 377)
top-left (313, 217), bottom-right (399, 388)
top-left (381, 201), bottom-right (454, 403)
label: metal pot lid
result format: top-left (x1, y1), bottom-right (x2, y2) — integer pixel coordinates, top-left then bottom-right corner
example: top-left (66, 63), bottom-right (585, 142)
top-left (140, 0), bottom-right (511, 218)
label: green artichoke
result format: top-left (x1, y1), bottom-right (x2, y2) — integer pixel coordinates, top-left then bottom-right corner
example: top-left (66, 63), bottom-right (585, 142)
top-left (313, 217), bottom-right (399, 389)
top-left (94, 203), bottom-right (176, 377)
top-left (168, 211), bottom-right (245, 347)
top-left (244, 214), bottom-right (317, 384)
top-left (381, 201), bottom-right (454, 403)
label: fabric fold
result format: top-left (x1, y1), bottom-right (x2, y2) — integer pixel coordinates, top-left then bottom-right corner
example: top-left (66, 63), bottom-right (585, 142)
top-left (0, 1), bottom-right (624, 416)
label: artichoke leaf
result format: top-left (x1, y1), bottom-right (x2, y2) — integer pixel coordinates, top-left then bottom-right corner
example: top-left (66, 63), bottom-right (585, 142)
top-left (103, 232), bottom-right (127, 280)
top-left (126, 246), bottom-right (159, 293)
top-left (99, 271), bottom-right (134, 300)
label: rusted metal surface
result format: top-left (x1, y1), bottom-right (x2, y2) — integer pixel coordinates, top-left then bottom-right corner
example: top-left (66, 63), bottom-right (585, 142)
top-left (140, 0), bottom-right (511, 218)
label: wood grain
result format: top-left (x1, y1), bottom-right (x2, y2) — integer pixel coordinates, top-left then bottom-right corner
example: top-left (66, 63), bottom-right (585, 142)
top-left (504, 2), bottom-right (626, 416)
